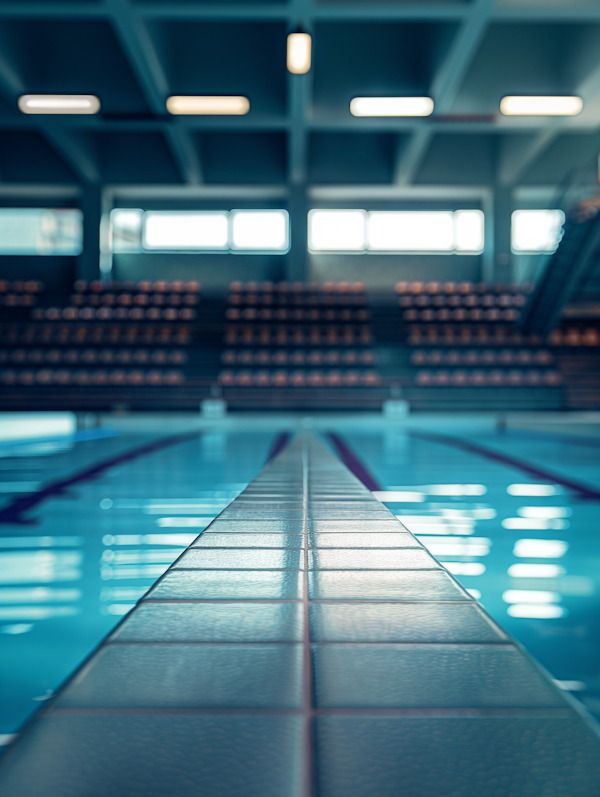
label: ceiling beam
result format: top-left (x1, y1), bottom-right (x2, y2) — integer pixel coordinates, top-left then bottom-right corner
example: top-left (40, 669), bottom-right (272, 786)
top-left (0, 50), bottom-right (96, 184)
top-left (498, 56), bottom-right (600, 187)
top-left (393, 130), bottom-right (434, 185)
top-left (394, 0), bottom-right (494, 185)
top-left (2, 113), bottom-right (599, 135)
top-left (286, 0), bottom-right (313, 185)
top-left (497, 129), bottom-right (559, 187)
top-left (43, 127), bottom-right (101, 184)
top-left (5, 2), bottom-right (600, 21)
top-left (103, 0), bottom-right (203, 184)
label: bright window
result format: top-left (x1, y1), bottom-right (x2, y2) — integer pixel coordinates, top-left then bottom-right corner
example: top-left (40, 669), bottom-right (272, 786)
top-left (511, 209), bottom-right (564, 254)
top-left (309, 209), bottom-right (483, 254)
top-left (368, 211), bottom-right (454, 251)
top-left (454, 210), bottom-right (485, 252)
top-left (143, 212), bottom-right (229, 251)
top-left (230, 210), bottom-right (289, 251)
top-left (111, 209), bottom-right (289, 253)
top-left (0, 209), bottom-right (82, 255)
top-left (308, 210), bottom-right (367, 252)
top-left (110, 209), bottom-right (143, 253)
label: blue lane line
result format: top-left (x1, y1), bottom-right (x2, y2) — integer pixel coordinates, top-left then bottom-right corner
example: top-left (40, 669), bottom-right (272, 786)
top-left (0, 429), bottom-right (203, 526)
top-left (325, 432), bottom-right (382, 491)
top-left (265, 432), bottom-right (292, 464)
top-left (409, 429), bottom-right (600, 502)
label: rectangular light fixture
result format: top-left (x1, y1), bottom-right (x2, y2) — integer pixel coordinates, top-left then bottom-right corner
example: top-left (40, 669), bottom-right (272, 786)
top-left (350, 97), bottom-right (434, 117)
top-left (230, 210), bottom-right (289, 251)
top-left (166, 96), bottom-right (250, 115)
top-left (143, 212), bottom-right (229, 251)
top-left (287, 33), bottom-right (311, 74)
top-left (18, 94), bottom-right (100, 115)
top-left (500, 96), bottom-right (583, 116)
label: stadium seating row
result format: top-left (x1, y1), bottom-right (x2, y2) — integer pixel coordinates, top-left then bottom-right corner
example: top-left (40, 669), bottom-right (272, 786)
top-left (0, 294), bottom-right (38, 307)
top-left (225, 307), bottom-right (369, 322)
top-left (228, 293), bottom-right (366, 307)
top-left (223, 325), bottom-right (373, 347)
top-left (0, 281), bottom-right (45, 293)
top-left (403, 308), bottom-right (520, 322)
top-left (229, 281), bottom-right (365, 294)
top-left (32, 307), bottom-right (197, 322)
top-left (415, 369), bottom-right (562, 387)
top-left (406, 325), bottom-right (542, 346)
top-left (69, 294), bottom-right (199, 307)
top-left (395, 281), bottom-right (534, 295)
top-left (218, 369), bottom-right (381, 387)
top-left (0, 369), bottom-right (185, 387)
top-left (411, 349), bottom-right (553, 366)
top-left (73, 280), bottom-right (201, 294)
top-left (0, 349), bottom-right (187, 366)
top-left (0, 324), bottom-right (192, 345)
top-left (221, 349), bottom-right (377, 366)
top-left (547, 328), bottom-right (600, 346)
top-left (399, 294), bottom-right (526, 308)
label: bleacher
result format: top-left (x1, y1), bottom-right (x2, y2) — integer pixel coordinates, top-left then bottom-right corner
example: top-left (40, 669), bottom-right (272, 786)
top-left (0, 280), bottom-right (201, 403)
top-left (376, 280), bottom-right (600, 410)
top-left (217, 281), bottom-right (386, 407)
top-left (0, 276), bottom-right (598, 411)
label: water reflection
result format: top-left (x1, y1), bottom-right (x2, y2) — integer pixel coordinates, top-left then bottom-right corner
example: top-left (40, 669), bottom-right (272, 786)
top-left (347, 427), bottom-right (600, 721)
top-left (0, 431), bottom-right (273, 738)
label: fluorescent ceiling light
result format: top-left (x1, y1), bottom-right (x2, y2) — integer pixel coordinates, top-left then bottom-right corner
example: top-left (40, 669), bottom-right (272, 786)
top-left (500, 96), bottom-right (583, 116)
top-left (308, 209), bottom-right (366, 252)
top-left (368, 211), bottom-right (454, 252)
top-left (166, 96), bottom-right (250, 115)
top-left (231, 210), bottom-right (289, 251)
top-left (350, 97), bottom-right (433, 117)
top-left (511, 209), bottom-right (564, 254)
top-left (287, 33), bottom-right (311, 74)
top-left (18, 94), bottom-right (100, 115)
top-left (143, 211), bottom-right (229, 250)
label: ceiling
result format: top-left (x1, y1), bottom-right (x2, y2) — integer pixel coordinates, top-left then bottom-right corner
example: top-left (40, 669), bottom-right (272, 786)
top-left (0, 0), bottom-right (600, 193)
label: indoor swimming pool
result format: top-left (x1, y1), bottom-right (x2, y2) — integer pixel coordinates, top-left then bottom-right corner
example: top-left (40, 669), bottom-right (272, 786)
top-left (1, 416), bottom-right (599, 744)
